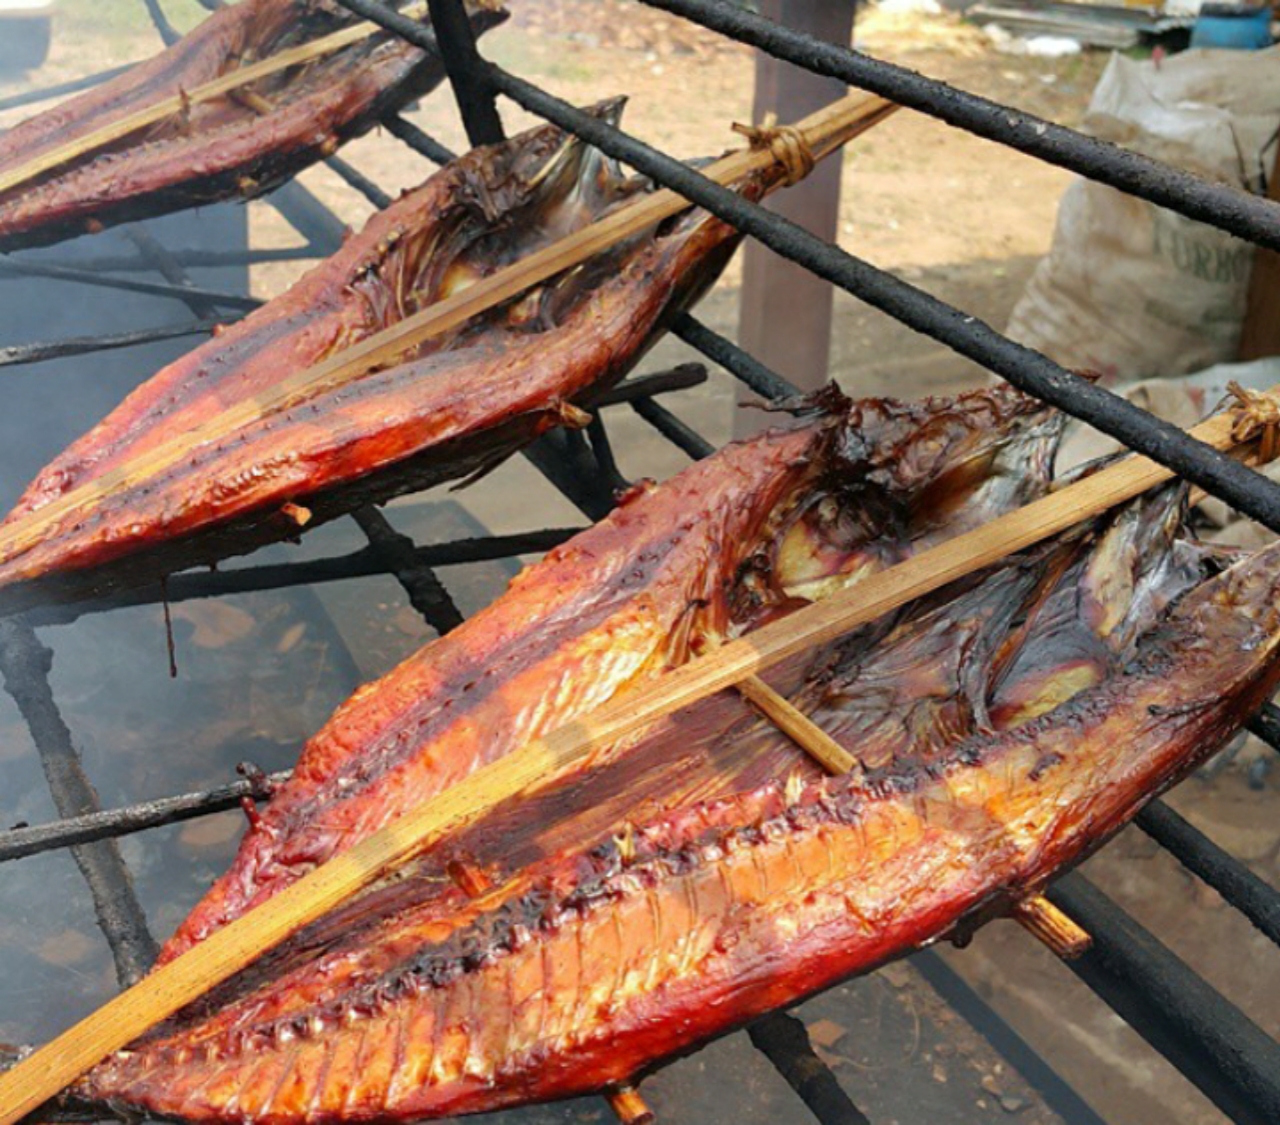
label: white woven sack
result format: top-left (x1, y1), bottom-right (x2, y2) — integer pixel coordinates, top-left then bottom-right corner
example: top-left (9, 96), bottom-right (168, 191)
top-left (1005, 47), bottom-right (1280, 382)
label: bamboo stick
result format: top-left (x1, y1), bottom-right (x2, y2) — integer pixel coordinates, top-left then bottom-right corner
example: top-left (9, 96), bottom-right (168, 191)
top-left (736, 674), bottom-right (859, 774)
top-left (1013, 896), bottom-right (1092, 959)
top-left (607, 1086), bottom-right (656, 1125)
top-left (0, 93), bottom-right (898, 573)
top-left (735, 632), bottom-right (1094, 962)
top-left (0, 3), bottom-right (434, 198)
top-left (0, 389), bottom-right (1274, 1124)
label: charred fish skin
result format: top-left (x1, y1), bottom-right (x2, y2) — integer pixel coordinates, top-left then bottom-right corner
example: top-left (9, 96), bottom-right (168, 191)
top-left (79, 541), bottom-right (1280, 1123)
top-left (156, 384), bottom-right (1062, 964)
top-left (0, 1), bottom-right (509, 253)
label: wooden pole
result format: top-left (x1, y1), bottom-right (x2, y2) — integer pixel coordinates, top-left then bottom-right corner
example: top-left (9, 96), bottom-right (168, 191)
top-left (1238, 142), bottom-right (1280, 361)
top-left (736, 0), bottom-right (858, 437)
top-left (0, 388), bottom-right (1271, 1124)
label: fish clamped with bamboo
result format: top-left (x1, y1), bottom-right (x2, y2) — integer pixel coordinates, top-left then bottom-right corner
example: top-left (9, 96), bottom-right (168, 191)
top-left (0, 0), bottom-right (507, 252)
top-left (0, 99), bottom-right (830, 614)
top-left (58, 385), bottom-right (1257, 1123)
top-left (155, 384), bottom-right (1067, 963)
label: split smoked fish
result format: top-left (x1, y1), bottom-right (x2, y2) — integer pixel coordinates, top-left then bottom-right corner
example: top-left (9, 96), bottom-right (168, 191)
top-left (0, 0), bottom-right (506, 251)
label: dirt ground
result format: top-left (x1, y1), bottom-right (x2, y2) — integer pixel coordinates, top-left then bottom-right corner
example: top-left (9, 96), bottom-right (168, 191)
top-left (1, 4), bottom-right (1276, 1125)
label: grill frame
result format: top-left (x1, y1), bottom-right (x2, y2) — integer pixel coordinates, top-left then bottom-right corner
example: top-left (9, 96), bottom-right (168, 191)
top-left (1, 1), bottom-right (1279, 1122)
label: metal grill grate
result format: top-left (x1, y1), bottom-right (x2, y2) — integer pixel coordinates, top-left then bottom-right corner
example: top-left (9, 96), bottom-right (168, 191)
top-left (1, 1), bottom-right (1280, 1122)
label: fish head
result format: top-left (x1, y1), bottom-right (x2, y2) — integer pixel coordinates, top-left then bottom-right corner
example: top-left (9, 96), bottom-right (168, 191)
top-left (456, 97), bottom-right (634, 229)
top-left (983, 478), bottom-right (1199, 731)
top-left (767, 385), bottom-right (1066, 608)
top-left (425, 100), bottom-right (640, 313)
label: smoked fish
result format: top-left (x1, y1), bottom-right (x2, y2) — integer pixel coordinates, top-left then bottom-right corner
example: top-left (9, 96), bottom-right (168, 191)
top-left (0, 0), bottom-right (506, 252)
top-left (63, 390), bottom-right (1280, 1122)
top-left (157, 384), bottom-right (1065, 962)
top-left (0, 105), bottom-right (762, 613)
top-left (61, 390), bottom-right (1280, 1122)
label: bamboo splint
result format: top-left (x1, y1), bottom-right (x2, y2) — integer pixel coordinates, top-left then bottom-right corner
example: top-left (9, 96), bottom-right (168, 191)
top-left (0, 91), bottom-right (898, 572)
top-left (735, 675), bottom-right (859, 775)
top-left (607, 1085), bottom-right (656, 1125)
top-left (0, 2), bottom-right (438, 198)
top-left (1014, 897), bottom-right (1092, 959)
top-left (1, 389), bottom-right (1276, 1125)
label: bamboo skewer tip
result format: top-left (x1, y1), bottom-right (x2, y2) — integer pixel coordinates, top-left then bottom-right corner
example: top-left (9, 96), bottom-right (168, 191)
top-left (1013, 895), bottom-right (1092, 960)
top-left (607, 1085), bottom-right (655, 1125)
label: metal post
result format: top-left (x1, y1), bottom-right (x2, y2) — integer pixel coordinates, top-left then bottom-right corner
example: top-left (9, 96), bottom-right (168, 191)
top-left (735, 0), bottom-right (855, 435)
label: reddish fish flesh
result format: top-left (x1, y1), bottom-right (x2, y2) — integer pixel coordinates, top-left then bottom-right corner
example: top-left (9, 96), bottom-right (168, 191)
top-left (66, 390), bottom-right (1280, 1122)
top-left (0, 105), bottom-right (762, 613)
top-left (0, 0), bottom-right (506, 252)
top-left (157, 384), bottom-right (1064, 963)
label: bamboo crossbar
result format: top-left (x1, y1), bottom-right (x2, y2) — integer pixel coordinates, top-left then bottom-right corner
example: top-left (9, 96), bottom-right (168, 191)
top-left (736, 674), bottom-right (859, 775)
top-left (739, 653), bottom-right (1095, 959)
top-left (0, 3), bottom-right (435, 198)
top-left (0, 385), bottom-right (1273, 1123)
top-left (0, 92), bottom-right (897, 571)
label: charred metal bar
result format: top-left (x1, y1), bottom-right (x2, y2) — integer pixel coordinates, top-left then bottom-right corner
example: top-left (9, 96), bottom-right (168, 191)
top-left (35, 247), bottom-right (316, 273)
top-left (122, 228), bottom-right (223, 320)
top-left (522, 429), bottom-right (619, 521)
top-left (383, 113), bottom-right (457, 166)
top-left (0, 259), bottom-right (263, 311)
top-left (143, 0), bottom-right (181, 46)
top-left (426, 0), bottom-right (506, 145)
top-left (631, 398), bottom-right (714, 460)
top-left (0, 64), bottom-right (133, 113)
top-left (912, 949), bottom-right (1109, 1125)
top-left (331, 0), bottom-right (502, 147)
top-left (673, 312), bottom-right (799, 402)
top-left (1136, 801), bottom-right (1280, 947)
top-left (585, 416), bottom-right (629, 496)
top-left (0, 319), bottom-right (222, 369)
top-left (1048, 874), bottom-right (1280, 1125)
top-left (746, 1012), bottom-right (871, 1125)
top-left (639, 0), bottom-right (1280, 252)
top-left (22, 528), bottom-right (584, 627)
top-left (323, 154), bottom-right (395, 210)
top-left (1246, 702), bottom-right (1280, 753)
top-left (593, 362), bottom-right (707, 405)
top-left (0, 769), bottom-right (289, 863)
top-left (350, 507), bottom-right (466, 634)
top-left (0, 620), bottom-right (158, 985)
top-left (484, 71), bottom-right (1280, 535)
